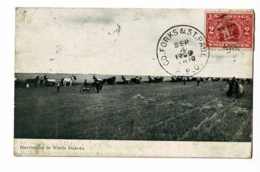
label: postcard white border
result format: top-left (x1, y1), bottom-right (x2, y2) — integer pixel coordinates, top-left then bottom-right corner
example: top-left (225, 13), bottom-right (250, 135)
top-left (14, 139), bottom-right (251, 158)
top-left (1, 0), bottom-right (260, 172)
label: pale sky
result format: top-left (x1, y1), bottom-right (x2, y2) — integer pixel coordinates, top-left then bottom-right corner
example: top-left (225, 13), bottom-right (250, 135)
top-left (15, 8), bottom-right (253, 78)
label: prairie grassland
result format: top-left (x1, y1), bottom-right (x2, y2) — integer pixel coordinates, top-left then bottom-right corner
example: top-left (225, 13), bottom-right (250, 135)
top-left (14, 81), bottom-right (252, 141)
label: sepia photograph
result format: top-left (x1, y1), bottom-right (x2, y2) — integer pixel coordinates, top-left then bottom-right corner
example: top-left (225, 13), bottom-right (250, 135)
top-left (14, 8), bottom-right (254, 157)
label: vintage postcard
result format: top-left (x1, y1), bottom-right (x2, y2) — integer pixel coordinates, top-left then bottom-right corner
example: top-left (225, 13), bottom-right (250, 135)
top-left (14, 8), bottom-right (254, 157)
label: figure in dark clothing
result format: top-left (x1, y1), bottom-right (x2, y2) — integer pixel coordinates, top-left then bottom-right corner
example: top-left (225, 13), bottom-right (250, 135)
top-left (197, 78), bottom-right (200, 86)
top-left (226, 77), bottom-right (236, 97)
top-left (39, 77), bottom-right (44, 87)
top-left (227, 81), bottom-right (233, 97)
top-left (84, 79), bottom-right (88, 87)
top-left (231, 77), bottom-right (236, 84)
top-left (234, 80), bottom-right (239, 98)
top-left (43, 75), bottom-right (48, 86)
top-left (56, 82), bottom-right (60, 92)
top-left (183, 77), bottom-right (186, 85)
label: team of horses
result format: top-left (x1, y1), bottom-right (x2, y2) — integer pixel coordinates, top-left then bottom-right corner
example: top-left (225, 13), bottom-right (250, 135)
top-left (61, 76), bottom-right (77, 87)
top-left (147, 76), bottom-right (164, 83)
top-left (121, 76), bottom-right (142, 84)
top-left (23, 75), bottom-right (77, 87)
top-left (92, 75), bottom-right (108, 93)
top-left (20, 75), bottom-right (251, 96)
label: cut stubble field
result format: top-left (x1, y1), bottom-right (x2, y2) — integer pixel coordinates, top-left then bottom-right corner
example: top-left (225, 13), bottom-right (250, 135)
top-left (14, 81), bottom-right (253, 142)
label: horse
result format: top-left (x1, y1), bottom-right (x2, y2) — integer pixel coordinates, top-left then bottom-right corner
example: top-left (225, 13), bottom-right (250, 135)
top-left (92, 75), bottom-right (107, 93)
top-left (237, 84), bottom-right (245, 98)
top-left (122, 76), bottom-right (130, 84)
top-left (246, 78), bottom-right (253, 84)
top-left (93, 79), bottom-right (107, 93)
top-left (25, 76), bottom-right (39, 87)
top-left (148, 76), bottom-right (164, 83)
top-left (155, 76), bottom-right (164, 83)
top-left (130, 76), bottom-right (142, 84)
top-left (171, 76), bottom-right (182, 82)
top-left (61, 76), bottom-right (77, 86)
top-left (148, 75), bottom-right (155, 83)
top-left (106, 76), bottom-right (116, 85)
top-left (196, 77), bottom-right (201, 86)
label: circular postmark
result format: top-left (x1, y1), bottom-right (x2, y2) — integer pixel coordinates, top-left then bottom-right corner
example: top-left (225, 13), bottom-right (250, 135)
top-left (156, 25), bottom-right (210, 76)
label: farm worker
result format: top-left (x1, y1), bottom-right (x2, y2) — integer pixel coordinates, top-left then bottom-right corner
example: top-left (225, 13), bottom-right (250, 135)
top-left (183, 77), bottom-right (187, 85)
top-left (56, 82), bottom-right (60, 92)
top-left (197, 77), bottom-right (200, 86)
top-left (230, 77), bottom-right (235, 84)
top-left (84, 79), bottom-right (88, 87)
top-left (39, 77), bottom-right (44, 87)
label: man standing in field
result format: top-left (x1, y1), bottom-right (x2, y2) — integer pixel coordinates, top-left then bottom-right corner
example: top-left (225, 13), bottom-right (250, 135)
top-left (56, 82), bottom-right (60, 92)
top-left (39, 77), bottom-right (44, 87)
top-left (84, 79), bottom-right (88, 87)
top-left (183, 76), bottom-right (187, 85)
top-left (197, 77), bottom-right (201, 86)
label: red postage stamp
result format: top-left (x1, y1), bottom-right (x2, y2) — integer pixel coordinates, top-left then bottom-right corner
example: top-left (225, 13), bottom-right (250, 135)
top-left (206, 11), bottom-right (254, 49)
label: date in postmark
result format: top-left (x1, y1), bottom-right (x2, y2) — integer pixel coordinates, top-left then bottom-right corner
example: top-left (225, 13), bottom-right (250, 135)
top-left (156, 25), bottom-right (210, 76)
top-left (206, 12), bottom-right (254, 49)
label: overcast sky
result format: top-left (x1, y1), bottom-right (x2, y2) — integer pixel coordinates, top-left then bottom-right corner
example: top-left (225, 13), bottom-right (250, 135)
top-left (15, 8), bottom-right (253, 78)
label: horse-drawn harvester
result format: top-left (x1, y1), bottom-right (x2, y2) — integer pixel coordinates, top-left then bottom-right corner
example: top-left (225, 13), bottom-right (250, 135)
top-left (80, 75), bottom-right (107, 93)
top-left (44, 78), bottom-right (56, 86)
top-left (43, 75), bottom-right (56, 86)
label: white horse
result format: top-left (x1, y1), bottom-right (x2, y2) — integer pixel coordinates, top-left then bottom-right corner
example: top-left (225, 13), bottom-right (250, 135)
top-left (238, 84), bottom-right (244, 97)
top-left (61, 76), bottom-right (77, 86)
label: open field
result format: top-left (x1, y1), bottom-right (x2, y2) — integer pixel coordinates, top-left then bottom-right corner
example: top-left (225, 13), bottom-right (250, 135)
top-left (14, 81), bottom-right (253, 141)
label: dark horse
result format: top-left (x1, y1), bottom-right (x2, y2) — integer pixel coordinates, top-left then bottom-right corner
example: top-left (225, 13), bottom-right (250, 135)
top-left (130, 76), bottom-right (142, 84)
top-left (25, 76), bottom-right (39, 87)
top-left (93, 75), bottom-right (107, 93)
top-left (171, 76), bottom-right (182, 82)
top-left (148, 75), bottom-right (164, 83)
top-left (106, 76), bottom-right (116, 85)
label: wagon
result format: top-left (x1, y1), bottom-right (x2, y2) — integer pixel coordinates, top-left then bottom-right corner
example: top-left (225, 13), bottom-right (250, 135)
top-left (80, 83), bottom-right (96, 93)
top-left (44, 78), bottom-right (57, 86)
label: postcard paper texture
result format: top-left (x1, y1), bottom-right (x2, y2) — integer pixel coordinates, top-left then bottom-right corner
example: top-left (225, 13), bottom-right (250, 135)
top-left (14, 8), bottom-right (254, 157)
